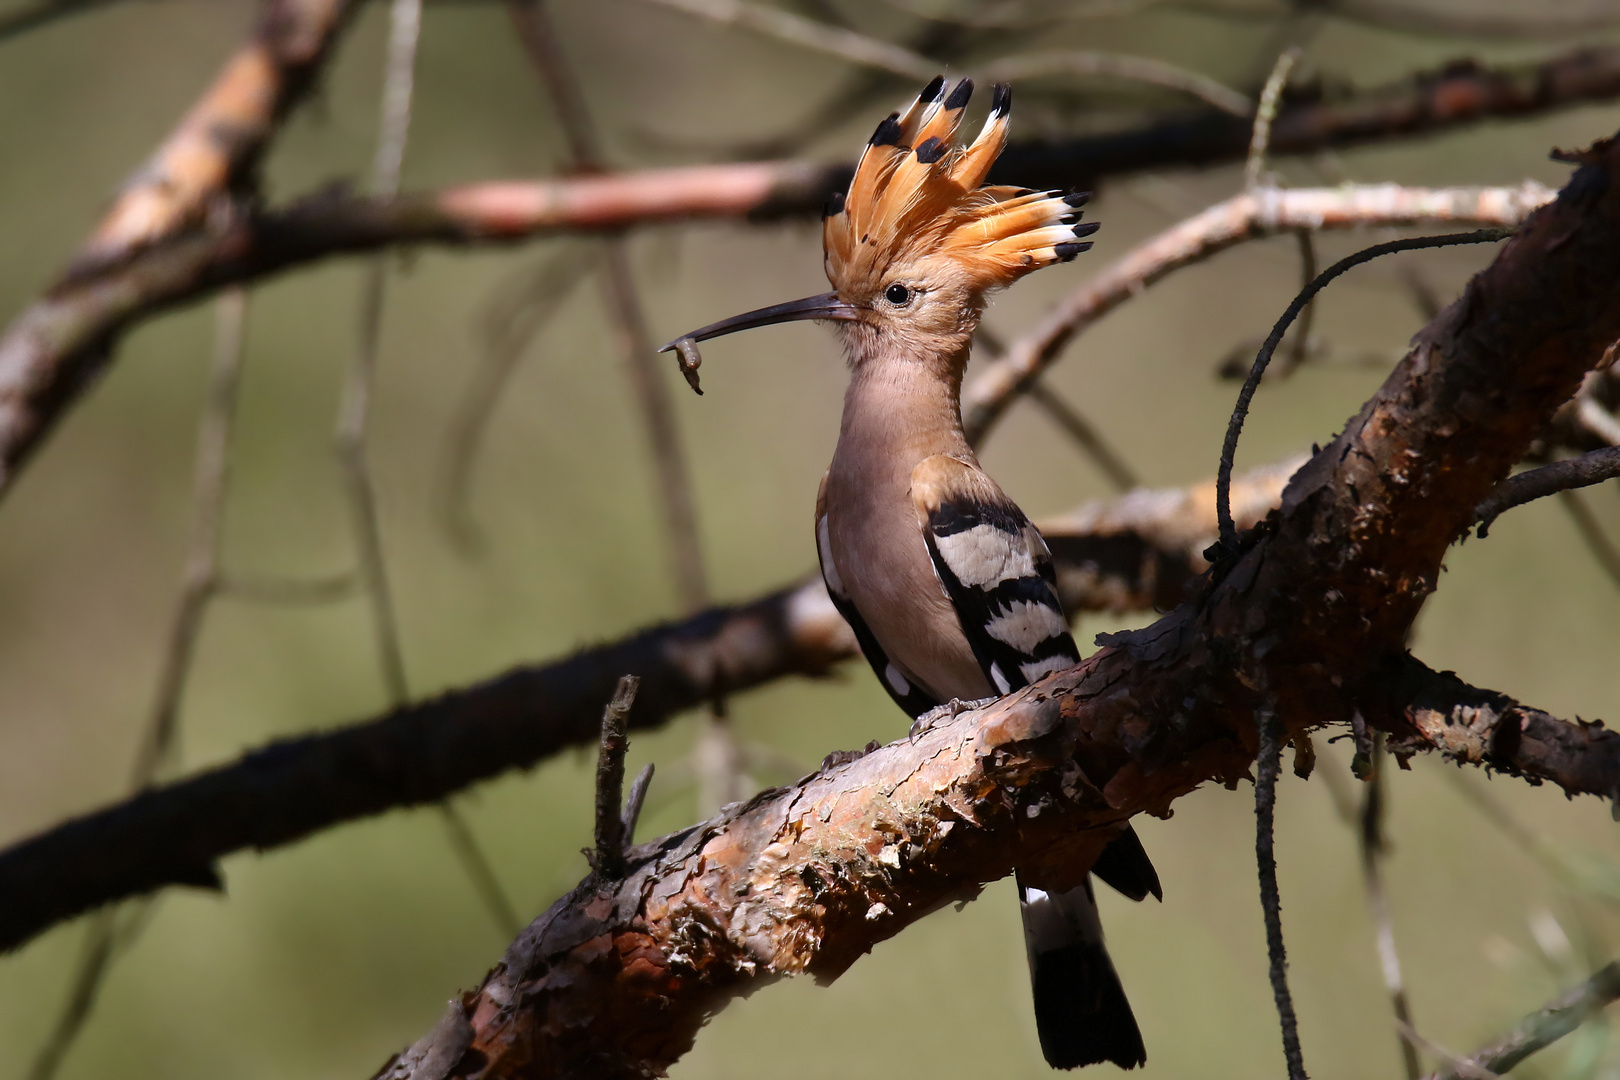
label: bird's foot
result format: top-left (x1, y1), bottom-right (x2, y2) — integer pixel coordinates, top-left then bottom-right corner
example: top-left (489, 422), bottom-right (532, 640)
top-left (910, 695), bottom-right (998, 740)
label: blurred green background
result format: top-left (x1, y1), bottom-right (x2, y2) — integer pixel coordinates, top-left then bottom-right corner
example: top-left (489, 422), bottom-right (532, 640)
top-left (2, 1), bottom-right (1620, 1077)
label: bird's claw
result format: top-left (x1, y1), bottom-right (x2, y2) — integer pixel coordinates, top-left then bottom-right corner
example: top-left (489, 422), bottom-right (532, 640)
top-left (909, 695), bottom-right (997, 740)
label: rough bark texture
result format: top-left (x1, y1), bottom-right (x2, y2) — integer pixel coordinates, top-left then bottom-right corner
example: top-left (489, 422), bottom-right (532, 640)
top-left (0, 463), bottom-right (1291, 953)
top-left (371, 133), bottom-right (1620, 1080)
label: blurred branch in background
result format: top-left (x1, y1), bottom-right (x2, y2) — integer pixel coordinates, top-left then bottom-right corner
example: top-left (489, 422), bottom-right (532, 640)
top-left (0, 0), bottom-right (123, 42)
top-left (0, 0), bottom-right (358, 490)
top-left (1420, 962), bottom-right (1620, 1080)
top-left (339, 0), bottom-right (521, 936)
top-left (0, 460), bottom-right (1294, 954)
top-left (436, 242), bottom-right (596, 554)
top-left (1359, 733), bottom-right (1423, 1080)
top-left (0, 17), bottom-right (1616, 503)
top-left (962, 181), bottom-right (1553, 443)
top-left (507, 0), bottom-right (757, 815)
top-left (6, 434), bottom-right (1619, 957)
top-left (377, 139), bottom-right (1620, 1065)
top-left (970, 322), bottom-right (1141, 490)
top-left (26, 289), bottom-right (248, 1080)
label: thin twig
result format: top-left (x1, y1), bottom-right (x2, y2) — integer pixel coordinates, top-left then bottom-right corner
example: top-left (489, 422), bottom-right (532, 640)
top-left (1255, 698), bottom-right (1308, 1080)
top-left (1324, 0), bottom-right (1620, 40)
top-left (1215, 228), bottom-right (1511, 553)
top-left (437, 243), bottom-right (596, 555)
top-left (438, 800), bottom-right (522, 933)
top-left (594, 676), bottom-right (640, 878)
top-left (639, 0), bottom-right (1252, 113)
top-left (339, 0), bottom-right (419, 708)
top-left (1023, 381), bottom-right (1140, 492)
top-left (1359, 734), bottom-right (1422, 1080)
top-left (1282, 228), bottom-right (1317, 374)
top-left (1398, 1020), bottom-right (1502, 1080)
top-left (1557, 489), bottom-right (1620, 593)
top-left (510, 0), bottom-right (729, 815)
top-left (1420, 961), bottom-right (1620, 1079)
top-left (133, 287), bottom-right (248, 786)
top-left (980, 49), bottom-right (1251, 115)
top-left (26, 908), bottom-right (124, 1080)
top-left (1577, 396), bottom-right (1620, 447)
top-left (600, 241), bottom-right (711, 613)
top-left (341, 0), bottom-right (520, 937)
top-left (1473, 447), bottom-right (1620, 536)
top-left (622, 763), bottom-right (655, 842)
top-left (972, 323), bottom-right (1139, 492)
top-left (508, 0), bottom-right (710, 613)
top-left (0, 0), bottom-right (121, 41)
top-left (633, 0), bottom-right (937, 80)
top-left (963, 183), bottom-right (1550, 446)
top-left (28, 287), bottom-right (248, 1080)
top-left (1245, 45), bottom-right (1301, 190)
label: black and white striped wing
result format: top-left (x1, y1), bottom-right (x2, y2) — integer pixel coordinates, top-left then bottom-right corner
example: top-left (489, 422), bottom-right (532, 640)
top-left (815, 476), bottom-right (942, 720)
top-left (910, 455), bottom-right (1080, 696)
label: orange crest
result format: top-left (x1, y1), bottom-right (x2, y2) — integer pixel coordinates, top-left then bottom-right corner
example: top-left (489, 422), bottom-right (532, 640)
top-left (822, 77), bottom-right (1094, 299)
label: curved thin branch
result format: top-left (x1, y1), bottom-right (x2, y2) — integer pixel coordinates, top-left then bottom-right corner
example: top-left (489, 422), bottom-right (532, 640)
top-left (962, 183), bottom-right (1553, 443)
top-left (1421, 961), bottom-right (1620, 1080)
top-left (373, 132), bottom-right (1620, 1077)
top-left (0, 461), bottom-right (1299, 953)
top-left (6, 39), bottom-right (1620, 500)
top-left (1474, 446), bottom-right (1620, 535)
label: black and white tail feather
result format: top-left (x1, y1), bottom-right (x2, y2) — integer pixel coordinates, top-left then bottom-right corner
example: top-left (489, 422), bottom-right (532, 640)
top-left (907, 454), bottom-right (1153, 1070)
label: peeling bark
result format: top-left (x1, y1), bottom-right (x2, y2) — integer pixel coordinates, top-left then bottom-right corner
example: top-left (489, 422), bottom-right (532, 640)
top-left (379, 132), bottom-right (1620, 1079)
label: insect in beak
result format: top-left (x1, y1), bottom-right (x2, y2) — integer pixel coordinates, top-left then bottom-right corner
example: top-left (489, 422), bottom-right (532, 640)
top-left (658, 292), bottom-right (859, 395)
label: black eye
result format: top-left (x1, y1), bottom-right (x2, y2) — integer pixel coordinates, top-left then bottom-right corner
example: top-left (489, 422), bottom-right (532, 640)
top-left (885, 283), bottom-right (913, 305)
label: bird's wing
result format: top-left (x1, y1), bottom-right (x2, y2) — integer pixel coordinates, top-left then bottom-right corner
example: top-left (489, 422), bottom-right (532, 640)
top-left (909, 454), bottom-right (1081, 695)
top-left (816, 473), bottom-right (941, 719)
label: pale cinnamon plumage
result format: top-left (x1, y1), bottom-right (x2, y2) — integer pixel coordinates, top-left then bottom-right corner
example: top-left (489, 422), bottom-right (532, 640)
top-left (663, 76), bottom-right (1149, 1072)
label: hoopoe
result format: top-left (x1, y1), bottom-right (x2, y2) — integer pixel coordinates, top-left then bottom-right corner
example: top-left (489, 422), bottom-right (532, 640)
top-left (662, 76), bottom-right (1157, 1070)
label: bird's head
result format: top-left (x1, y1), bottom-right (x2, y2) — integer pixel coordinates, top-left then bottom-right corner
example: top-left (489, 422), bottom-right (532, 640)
top-left (661, 76), bottom-right (1095, 367)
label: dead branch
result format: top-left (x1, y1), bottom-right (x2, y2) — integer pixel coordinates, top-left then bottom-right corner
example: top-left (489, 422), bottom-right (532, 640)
top-left (1421, 961), bottom-right (1620, 1080)
top-left (0, 462), bottom-right (1292, 953)
top-left (1372, 657), bottom-right (1620, 803)
top-left (1473, 446), bottom-right (1620, 535)
top-left (2, 36), bottom-right (1617, 499)
top-left (992, 45), bottom-right (1620, 187)
top-left (0, 0), bottom-right (357, 493)
top-left (370, 129), bottom-right (1620, 1078)
top-left (591, 677), bottom-right (639, 879)
top-left (963, 182), bottom-right (1553, 443)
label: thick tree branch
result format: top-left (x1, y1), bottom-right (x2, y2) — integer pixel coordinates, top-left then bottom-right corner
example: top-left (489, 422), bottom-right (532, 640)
top-left (0, 462), bottom-right (1293, 953)
top-left (366, 130), bottom-right (1620, 1078)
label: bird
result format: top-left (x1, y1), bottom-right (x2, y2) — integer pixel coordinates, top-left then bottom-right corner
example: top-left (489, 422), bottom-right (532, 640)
top-left (661, 75), bottom-right (1158, 1070)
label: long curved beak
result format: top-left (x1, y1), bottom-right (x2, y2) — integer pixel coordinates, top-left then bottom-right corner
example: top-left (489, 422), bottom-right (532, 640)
top-left (657, 291), bottom-right (858, 353)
